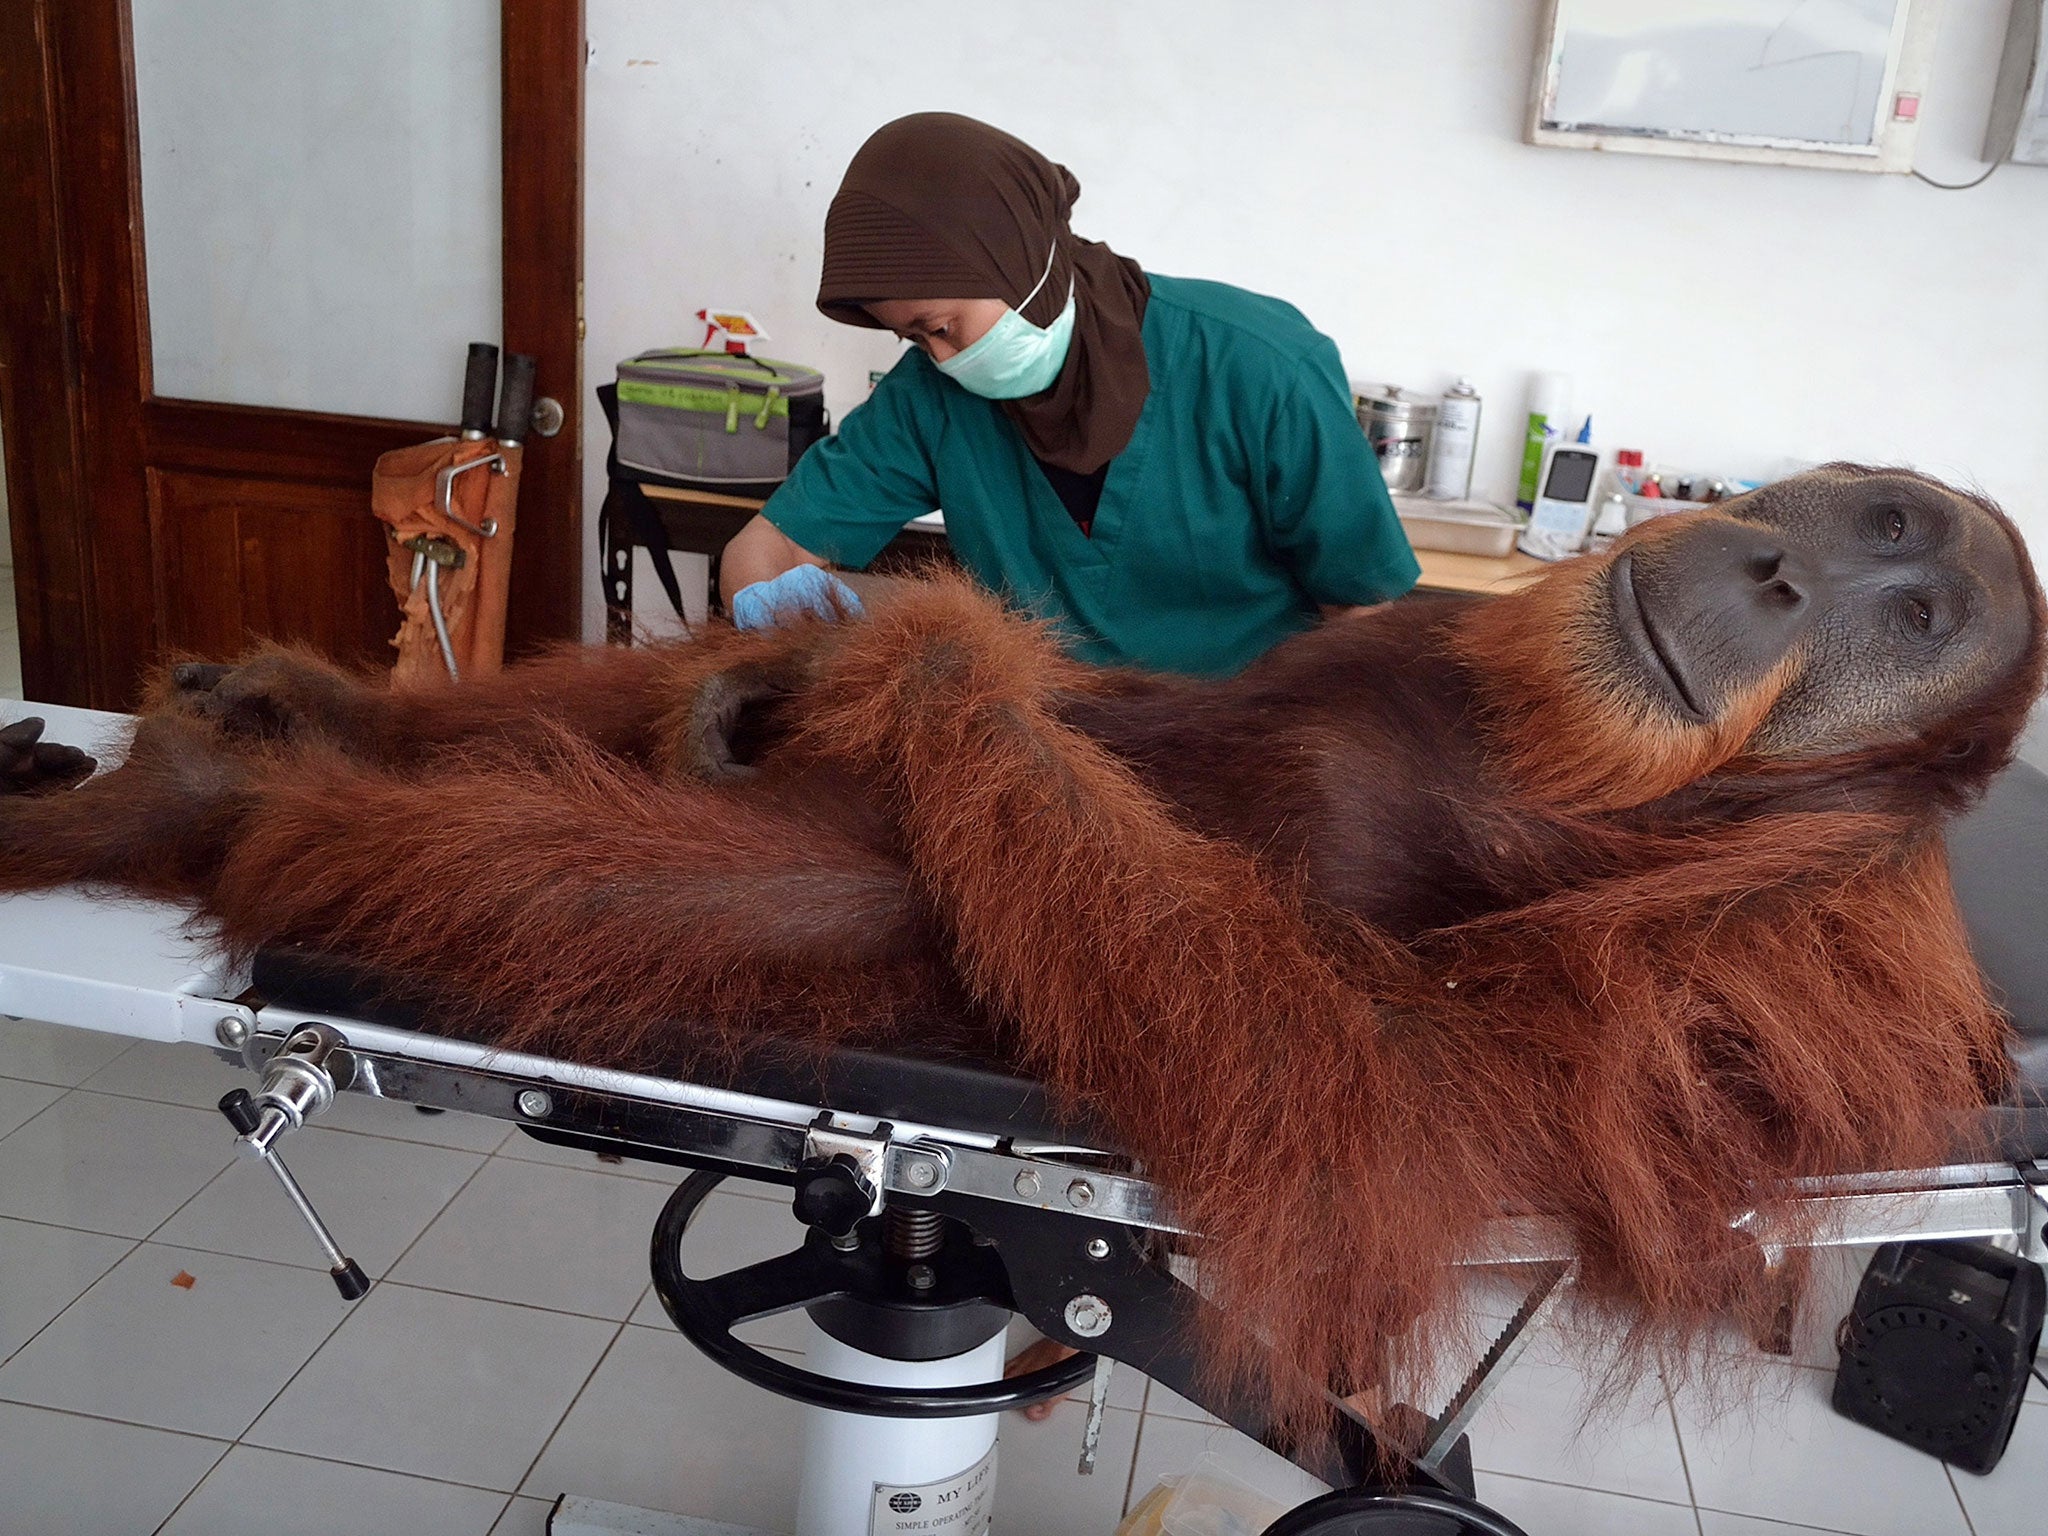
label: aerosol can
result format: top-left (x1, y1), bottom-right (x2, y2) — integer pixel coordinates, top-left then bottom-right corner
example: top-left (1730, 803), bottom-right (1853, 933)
top-left (1424, 378), bottom-right (1482, 501)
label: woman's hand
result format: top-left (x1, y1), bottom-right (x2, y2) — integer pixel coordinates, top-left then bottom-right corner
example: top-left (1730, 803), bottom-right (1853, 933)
top-left (730, 564), bottom-right (866, 630)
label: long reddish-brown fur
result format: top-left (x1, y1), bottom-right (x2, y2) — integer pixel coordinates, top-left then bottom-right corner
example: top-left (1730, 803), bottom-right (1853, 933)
top-left (0, 486), bottom-right (2041, 1446)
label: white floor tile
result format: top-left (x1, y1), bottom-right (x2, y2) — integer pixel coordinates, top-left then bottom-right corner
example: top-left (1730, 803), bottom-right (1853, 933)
top-left (1479, 1472), bottom-right (1701, 1536)
top-left (0, 1089), bottom-right (233, 1236)
top-left (319, 1088), bottom-right (513, 1153)
top-left (0, 1241), bottom-right (348, 1439)
top-left (0, 1400), bottom-right (225, 1536)
top-left (1465, 1354), bottom-right (1693, 1505)
top-left (247, 1282), bottom-right (616, 1492)
top-left (495, 1126), bottom-right (687, 1181)
top-left (0, 1016), bottom-right (135, 1086)
top-left (154, 1125), bottom-right (483, 1275)
top-left (628, 1187), bottom-right (816, 1352)
top-left (1125, 1413), bottom-right (1330, 1516)
top-left (1697, 1512), bottom-right (1861, 1535)
top-left (0, 1214), bottom-right (133, 1361)
top-left (393, 1156), bottom-right (674, 1320)
top-left (522, 1322), bottom-right (805, 1526)
top-left (1702, 1245), bottom-right (1871, 1374)
top-left (1677, 1365), bottom-right (1972, 1536)
top-left (1950, 1401), bottom-right (2048, 1536)
top-left (493, 1495), bottom-right (558, 1536)
top-left (495, 1135), bottom-right (792, 1205)
top-left (718, 1172), bottom-right (803, 1203)
top-left (1005, 1315), bottom-right (1147, 1414)
top-left (79, 1037), bottom-right (248, 1110)
top-left (160, 1445), bottom-right (509, 1536)
top-left (0, 1072), bottom-right (63, 1138)
top-left (991, 1398), bottom-right (1141, 1536)
top-left (1135, 1374), bottom-right (1216, 1423)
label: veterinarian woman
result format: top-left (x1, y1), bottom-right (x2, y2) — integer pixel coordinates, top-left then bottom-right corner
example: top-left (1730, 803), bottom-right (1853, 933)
top-left (718, 112), bottom-right (1419, 677)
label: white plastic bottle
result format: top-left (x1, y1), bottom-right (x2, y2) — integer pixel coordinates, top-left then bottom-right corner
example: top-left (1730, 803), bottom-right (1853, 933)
top-left (1424, 378), bottom-right (1483, 501)
top-left (1587, 491), bottom-right (1629, 553)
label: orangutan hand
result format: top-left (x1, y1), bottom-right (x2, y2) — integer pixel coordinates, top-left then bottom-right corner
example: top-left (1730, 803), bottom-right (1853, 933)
top-left (0, 718), bottom-right (97, 795)
top-left (168, 653), bottom-right (364, 745)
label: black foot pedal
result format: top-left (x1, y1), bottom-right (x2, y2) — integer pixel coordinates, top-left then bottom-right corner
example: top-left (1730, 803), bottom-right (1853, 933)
top-left (1832, 1239), bottom-right (2044, 1474)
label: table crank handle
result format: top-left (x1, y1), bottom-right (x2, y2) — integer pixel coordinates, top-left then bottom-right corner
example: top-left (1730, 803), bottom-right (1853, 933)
top-left (218, 1089), bottom-right (370, 1301)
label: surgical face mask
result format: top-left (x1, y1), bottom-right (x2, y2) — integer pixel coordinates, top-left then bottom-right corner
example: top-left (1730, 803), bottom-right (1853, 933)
top-left (936, 245), bottom-right (1075, 400)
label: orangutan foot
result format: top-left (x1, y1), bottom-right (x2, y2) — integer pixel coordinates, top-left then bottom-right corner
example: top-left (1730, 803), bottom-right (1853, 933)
top-left (169, 653), bottom-right (365, 745)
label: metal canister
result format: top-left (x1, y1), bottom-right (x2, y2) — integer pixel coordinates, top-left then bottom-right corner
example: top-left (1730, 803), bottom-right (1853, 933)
top-left (1357, 385), bottom-right (1437, 494)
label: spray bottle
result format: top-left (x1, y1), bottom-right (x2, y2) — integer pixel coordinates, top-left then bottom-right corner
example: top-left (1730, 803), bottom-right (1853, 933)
top-left (1424, 378), bottom-right (1483, 501)
top-left (1515, 372), bottom-right (1571, 511)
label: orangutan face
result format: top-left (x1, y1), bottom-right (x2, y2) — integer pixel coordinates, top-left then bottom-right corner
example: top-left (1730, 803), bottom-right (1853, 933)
top-left (1605, 467), bottom-right (2040, 757)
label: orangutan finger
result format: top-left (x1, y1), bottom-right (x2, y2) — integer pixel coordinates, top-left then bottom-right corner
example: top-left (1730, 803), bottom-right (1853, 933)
top-left (172, 662), bottom-right (236, 695)
top-left (32, 744), bottom-right (97, 787)
top-left (1, 719), bottom-right (48, 786)
top-left (0, 716), bottom-right (46, 753)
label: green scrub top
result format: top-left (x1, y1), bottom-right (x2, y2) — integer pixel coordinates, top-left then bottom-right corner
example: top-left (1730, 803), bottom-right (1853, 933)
top-left (762, 272), bottom-right (1420, 676)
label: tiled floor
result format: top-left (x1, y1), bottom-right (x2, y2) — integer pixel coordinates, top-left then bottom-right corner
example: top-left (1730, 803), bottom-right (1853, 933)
top-left (1, 1016), bottom-right (2043, 1536)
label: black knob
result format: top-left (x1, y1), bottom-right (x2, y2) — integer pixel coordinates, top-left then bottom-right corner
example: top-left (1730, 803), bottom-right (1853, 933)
top-left (792, 1155), bottom-right (875, 1240)
top-left (218, 1089), bottom-right (261, 1136)
top-left (331, 1260), bottom-right (370, 1302)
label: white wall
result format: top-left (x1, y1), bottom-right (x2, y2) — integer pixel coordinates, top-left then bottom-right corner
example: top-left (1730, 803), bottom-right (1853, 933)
top-left (583, 0), bottom-right (2047, 646)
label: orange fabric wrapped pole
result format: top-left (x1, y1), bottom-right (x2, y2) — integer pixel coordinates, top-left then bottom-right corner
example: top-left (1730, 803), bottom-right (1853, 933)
top-left (370, 348), bottom-right (531, 685)
top-left (371, 438), bottom-right (520, 686)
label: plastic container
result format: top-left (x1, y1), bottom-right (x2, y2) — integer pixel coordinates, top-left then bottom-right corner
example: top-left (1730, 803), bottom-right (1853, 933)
top-left (1115, 1453), bottom-right (1288, 1536)
top-left (1393, 494), bottom-right (1520, 557)
top-left (1621, 491), bottom-right (1710, 526)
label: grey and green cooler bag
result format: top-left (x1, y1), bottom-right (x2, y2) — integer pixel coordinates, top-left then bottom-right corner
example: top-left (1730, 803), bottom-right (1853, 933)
top-left (612, 349), bottom-right (827, 498)
top-left (598, 349), bottom-right (830, 626)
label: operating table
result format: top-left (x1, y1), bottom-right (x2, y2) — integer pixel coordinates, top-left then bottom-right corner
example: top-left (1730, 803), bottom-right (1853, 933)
top-left (2, 700), bottom-right (2044, 1536)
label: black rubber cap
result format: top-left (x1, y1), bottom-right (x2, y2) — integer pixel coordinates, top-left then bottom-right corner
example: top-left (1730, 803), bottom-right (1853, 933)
top-left (218, 1088), bottom-right (260, 1136)
top-left (494, 351), bottom-right (537, 444)
top-left (331, 1260), bottom-right (370, 1301)
top-left (792, 1156), bottom-right (874, 1240)
top-left (460, 343), bottom-right (500, 436)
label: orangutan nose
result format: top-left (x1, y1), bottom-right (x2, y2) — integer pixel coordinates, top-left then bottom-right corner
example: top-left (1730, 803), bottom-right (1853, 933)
top-left (1743, 546), bottom-right (1809, 611)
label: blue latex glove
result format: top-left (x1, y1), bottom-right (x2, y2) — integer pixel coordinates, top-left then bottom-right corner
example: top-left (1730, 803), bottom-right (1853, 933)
top-left (729, 564), bottom-right (865, 631)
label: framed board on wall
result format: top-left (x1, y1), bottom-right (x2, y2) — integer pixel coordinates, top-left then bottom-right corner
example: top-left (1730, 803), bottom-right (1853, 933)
top-left (1525, 0), bottom-right (1940, 173)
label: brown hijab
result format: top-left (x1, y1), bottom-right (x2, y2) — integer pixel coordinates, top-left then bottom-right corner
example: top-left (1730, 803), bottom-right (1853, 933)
top-left (816, 113), bottom-right (1151, 474)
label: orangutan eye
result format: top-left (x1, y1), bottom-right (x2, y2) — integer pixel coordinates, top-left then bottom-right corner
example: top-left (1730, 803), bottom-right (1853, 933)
top-left (1906, 595), bottom-right (1934, 633)
top-left (1881, 508), bottom-right (1905, 542)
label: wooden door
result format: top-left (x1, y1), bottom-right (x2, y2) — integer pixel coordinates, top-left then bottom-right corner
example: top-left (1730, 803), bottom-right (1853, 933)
top-left (0, 0), bottom-right (583, 708)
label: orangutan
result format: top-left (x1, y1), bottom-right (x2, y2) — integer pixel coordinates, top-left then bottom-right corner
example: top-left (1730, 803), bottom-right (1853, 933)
top-left (0, 463), bottom-right (2041, 1440)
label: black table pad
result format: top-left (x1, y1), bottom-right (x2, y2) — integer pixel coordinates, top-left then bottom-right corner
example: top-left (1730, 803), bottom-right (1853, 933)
top-left (250, 946), bottom-right (1082, 1146)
